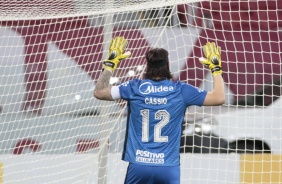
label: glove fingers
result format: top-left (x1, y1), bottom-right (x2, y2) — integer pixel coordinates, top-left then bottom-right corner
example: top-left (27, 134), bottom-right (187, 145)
top-left (199, 57), bottom-right (209, 65)
top-left (203, 44), bottom-right (210, 58)
top-left (200, 42), bottom-right (222, 76)
top-left (119, 51), bottom-right (131, 60)
top-left (114, 37), bottom-right (121, 49)
top-left (120, 37), bottom-right (128, 52)
top-left (211, 42), bottom-right (215, 52)
top-left (109, 39), bottom-right (114, 50)
top-left (123, 51), bottom-right (131, 57)
top-left (217, 46), bottom-right (221, 55)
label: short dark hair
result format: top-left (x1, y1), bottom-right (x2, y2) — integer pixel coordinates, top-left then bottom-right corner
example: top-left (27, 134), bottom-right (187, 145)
top-left (144, 48), bottom-right (173, 80)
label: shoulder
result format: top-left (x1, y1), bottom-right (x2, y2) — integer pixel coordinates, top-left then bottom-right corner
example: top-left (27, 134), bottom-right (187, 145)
top-left (177, 81), bottom-right (205, 93)
top-left (119, 79), bottom-right (142, 95)
top-left (120, 79), bottom-right (138, 87)
top-left (122, 78), bottom-right (141, 84)
top-left (174, 80), bottom-right (190, 89)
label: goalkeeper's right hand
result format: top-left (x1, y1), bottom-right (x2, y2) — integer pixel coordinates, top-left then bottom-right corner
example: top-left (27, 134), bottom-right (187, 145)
top-left (199, 42), bottom-right (222, 76)
top-left (103, 36), bottom-right (131, 72)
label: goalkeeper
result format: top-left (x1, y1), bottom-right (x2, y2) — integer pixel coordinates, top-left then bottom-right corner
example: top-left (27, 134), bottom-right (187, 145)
top-left (94, 37), bottom-right (225, 184)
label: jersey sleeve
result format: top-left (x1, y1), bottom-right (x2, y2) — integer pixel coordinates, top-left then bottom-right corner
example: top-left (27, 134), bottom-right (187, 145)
top-left (118, 80), bottom-right (134, 100)
top-left (181, 83), bottom-right (207, 106)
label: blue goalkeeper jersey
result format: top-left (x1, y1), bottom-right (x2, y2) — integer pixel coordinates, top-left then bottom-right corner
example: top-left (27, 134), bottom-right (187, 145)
top-left (119, 79), bottom-right (207, 166)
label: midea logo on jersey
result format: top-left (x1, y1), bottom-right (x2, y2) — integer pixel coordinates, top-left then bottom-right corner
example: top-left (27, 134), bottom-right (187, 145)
top-left (139, 82), bottom-right (174, 94)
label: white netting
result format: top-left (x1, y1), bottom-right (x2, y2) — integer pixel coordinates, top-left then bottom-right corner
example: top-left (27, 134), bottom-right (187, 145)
top-left (0, 0), bottom-right (282, 183)
top-left (0, 0), bottom-right (203, 20)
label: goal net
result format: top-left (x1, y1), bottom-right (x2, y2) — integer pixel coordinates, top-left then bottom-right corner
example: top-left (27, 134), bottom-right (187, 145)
top-left (0, 0), bottom-right (281, 183)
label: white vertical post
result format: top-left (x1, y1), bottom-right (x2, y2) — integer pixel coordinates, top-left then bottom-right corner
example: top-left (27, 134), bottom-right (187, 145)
top-left (97, 0), bottom-right (114, 183)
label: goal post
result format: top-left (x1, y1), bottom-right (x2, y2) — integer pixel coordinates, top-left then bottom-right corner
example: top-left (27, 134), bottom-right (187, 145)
top-left (0, 0), bottom-right (282, 183)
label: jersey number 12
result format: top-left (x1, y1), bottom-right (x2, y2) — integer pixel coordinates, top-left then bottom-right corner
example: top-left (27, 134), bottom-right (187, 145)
top-left (140, 109), bottom-right (170, 142)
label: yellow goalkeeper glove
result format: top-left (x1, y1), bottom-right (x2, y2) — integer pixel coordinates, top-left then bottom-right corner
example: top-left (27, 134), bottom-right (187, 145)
top-left (103, 36), bottom-right (131, 72)
top-left (199, 42), bottom-right (222, 76)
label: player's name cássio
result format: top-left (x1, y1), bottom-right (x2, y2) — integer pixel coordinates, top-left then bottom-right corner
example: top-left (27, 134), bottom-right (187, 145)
top-left (144, 97), bottom-right (167, 105)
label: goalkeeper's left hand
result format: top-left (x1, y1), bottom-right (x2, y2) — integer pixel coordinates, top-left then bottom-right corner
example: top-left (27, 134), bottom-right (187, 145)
top-left (103, 36), bottom-right (131, 72)
top-left (199, 42), bottom-right (222, 76)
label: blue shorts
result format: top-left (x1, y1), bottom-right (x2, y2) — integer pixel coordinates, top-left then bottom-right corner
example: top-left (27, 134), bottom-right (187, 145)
top-left (124, 163), bottom-right (180, 184)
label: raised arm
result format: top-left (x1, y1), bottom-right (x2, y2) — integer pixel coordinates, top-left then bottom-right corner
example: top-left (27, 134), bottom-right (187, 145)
top-left (93, 36), bottom-right (131, 101)
top-left (199, 42), bottom-right (225, 106)
top-left (94, 69), bottom-right (114, 101)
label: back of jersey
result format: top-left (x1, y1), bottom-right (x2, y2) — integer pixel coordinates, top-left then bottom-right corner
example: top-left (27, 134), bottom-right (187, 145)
top-left (119, 79), bottom-right (187, 166)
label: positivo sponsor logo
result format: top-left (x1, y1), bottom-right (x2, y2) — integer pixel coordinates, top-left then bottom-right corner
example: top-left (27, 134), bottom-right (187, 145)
top-left (135, 149), bottom-right (165, 164)
top-left (139, 82), bottom-right (173, 95)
